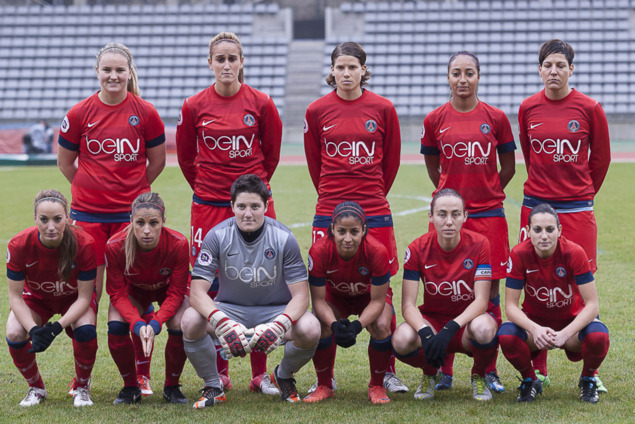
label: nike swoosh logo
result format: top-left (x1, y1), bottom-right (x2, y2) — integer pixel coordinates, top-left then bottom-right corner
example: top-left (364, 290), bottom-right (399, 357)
top-left (228, 253), bottom-right (238, 257)
top-left (326, 269), bottom-right (338, 274)
top-left (425, 264), bottom-right (436, 269)
top-left (530, 123), bottom-right (543, 129)
top-left (389, 258), bottom-right (396, 264)
top-left (439, 127), bottom-right (451, 133)
top-left (322, 124), bottom-right (337, 131)
top-left (87, 121), bottom-right (99, 128)
top-left (136, 360), bottom-right (150, 365)
top-left (26, 261), bottom-right (38, 267)
top-left (202, 120), bottom-right (216, 126)
top-left (527, 269), bottom-right (539, 273)
top-left (500, 261), bottom-right (508, 266)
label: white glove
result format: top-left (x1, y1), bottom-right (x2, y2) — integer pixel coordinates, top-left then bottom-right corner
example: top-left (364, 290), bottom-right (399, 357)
top-left (249, 314), bottom-right (293, 354)
top-left (208, 309), bottom-right (251, 358)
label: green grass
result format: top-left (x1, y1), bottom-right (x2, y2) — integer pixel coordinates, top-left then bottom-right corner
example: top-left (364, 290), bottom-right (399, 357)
top-left (0, 162), bottom-right (633, 423)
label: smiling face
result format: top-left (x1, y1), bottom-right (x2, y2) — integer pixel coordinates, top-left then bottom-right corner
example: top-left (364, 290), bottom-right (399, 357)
top-left (209, 40), bottom-right (243, 91)
top-left (34, 201), bottom-right (68, 248)
top-left (332, 55), bottom-right (366, 100)
top-left (96, 52), bottom-right (130, 103)
top-left (231, 192), bottom-right (267, 233)
top-left (539, 53), bottom-right (573, 99)
top-left (528, 212), bottom-right (562, 259)
top-left (331, 216), bottom-right (365, 260)
top-left (132, 207), bottom-right (164, 252)
top-left (429, 195), bottom-right (467, 250)
top-left (448, 54), bottom-right (480, 100)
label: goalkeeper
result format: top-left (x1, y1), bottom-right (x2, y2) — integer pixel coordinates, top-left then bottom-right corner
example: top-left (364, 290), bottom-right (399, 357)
top-left (181, 174), bottom-right (320, 408)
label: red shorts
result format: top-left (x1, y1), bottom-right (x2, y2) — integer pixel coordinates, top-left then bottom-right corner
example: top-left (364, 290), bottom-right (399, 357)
top-left (326, 286), bottom-right (393, 318)
top-left (520, 207), bottom-right (597, 273)
top-left (312, 226), bottom-right (399, 277)
top-left (190, 198), bottom-right (276, 266)
top-left (428, 216), bottom-right (509, 279)
top-left (72, 221), bottom-right (129, 266)
top-left (23, 291), bottom-right (98, 323)
top-left (128, 288), bottom-right (169, 314)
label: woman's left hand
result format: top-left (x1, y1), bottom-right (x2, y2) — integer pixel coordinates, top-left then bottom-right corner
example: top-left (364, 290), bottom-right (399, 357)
top-left (139, 325), bottom-right (155, 357)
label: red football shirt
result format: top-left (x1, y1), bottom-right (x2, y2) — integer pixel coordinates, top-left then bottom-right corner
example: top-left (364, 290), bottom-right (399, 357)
top-left (176, 84), bottom-right (282, 202)
top-left (518, 89), bottom-right (610, 201)
top-left (421, 101), bottom-right (516, 213)
top-left (304, 90), bottom-right (401, 216)
top-left (105, 226), bottom-right (189, 329)
top-left (58, 92), bottom-right (166, 214)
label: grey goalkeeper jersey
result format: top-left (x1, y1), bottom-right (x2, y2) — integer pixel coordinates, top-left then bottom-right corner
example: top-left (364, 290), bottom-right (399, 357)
top-left (192, 217), bottom-right (307, 306)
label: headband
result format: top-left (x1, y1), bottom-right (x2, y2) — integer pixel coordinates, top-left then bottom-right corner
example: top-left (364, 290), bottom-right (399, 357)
top-left (35, 196), bottom-right (67, 208)
top-left (132, 202), bottom-right (165, 216)
top-left (332, 206), bottom-right (366, 225)
top-left (211, 38), bottom-right (240, 48)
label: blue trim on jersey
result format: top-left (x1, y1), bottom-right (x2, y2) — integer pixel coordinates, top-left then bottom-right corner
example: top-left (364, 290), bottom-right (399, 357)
top-left (58, 135), bottom-right (78, 151)
top-left (193, 194), bottom-right (231, 207)
top-left (403, 269), bottom-right (420, 281)
top-left (575, 271), bottom-right (594, 285)
top-left (469, 207), bottom-right (505, 218)
top-left (489, 293), bottom-right (501, 307)
top-left (506, 277), bottom-right (524, 290)
top-left (371, 271), bottom-right (391, 286)
top-left (145, 133), bottom-right (166, 148)
top-left (308, 275), bottom-right (326, 287)
top-left (7, 268), bottom-right (24, 281)
top-left (420, 145), bottom-right (440, 155)
top-left (132, 321), bottom-right (146, 336)
top-left (522, 195), bottom-right (594, 212)
top-left (70, 208), bottom-right (130, 223)
top-left (496, 140), bottom-right (517, 154)
top-left (78, 268), bottom-right (97, 281)
top-left (312, 214), bottom-right (393, 229)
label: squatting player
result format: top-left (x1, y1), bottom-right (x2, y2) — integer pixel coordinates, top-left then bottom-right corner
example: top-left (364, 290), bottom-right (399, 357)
top-left (180, 174), bottom-right (320, 408)
top-left (517, 39), bottom-right (611, 389)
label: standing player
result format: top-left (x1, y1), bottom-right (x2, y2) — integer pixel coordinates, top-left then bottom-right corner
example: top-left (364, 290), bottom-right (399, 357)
top-left (105, 193), bottom-right (189, 405)
top-left (517, 39), bottom-right (610, 390)
top-left (57, 42), bottom-right (165, 395)
top-left (176, 31), bottom-right (282, 395)
top-left (392, 189), bottom-right (499, 402)
top-left (180, 174), bottom-right (320, 408)
top-left (499, 204), bottom-right (609, 403)
top-left (304, 201), bottom-right (393, 404)
top-left (420, 51), bottom-right (515, 393)
top-left (6, 190), bottom-right (97, 407)
top-left (304, 41), bottom-right (407, 393)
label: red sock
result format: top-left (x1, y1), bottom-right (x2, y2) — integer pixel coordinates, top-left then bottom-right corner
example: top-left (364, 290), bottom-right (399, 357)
top-left (8, 340), bottom-right (44, 389)
top-left (470, 342), bottom-right (497, 377)
top-left (369, 337), bottom-right (391, 386)
top-left (485, 349), bottom-right (499, 375)
top-left (133, 310), bottom-right (155, 378)
top-left (313, 336), bottom-right (336, 388)
top-left (216, 348), bottom-right (229, 377)
top-left (72, 338), bottom-right (97, 389)
top-left (499, 334), bottom-right (535, 380)
top-left (440, 353), bottom-right (455, 377)
top-left (580, 332), bottom-right (610, 378)
top-left (387, 312), bottom-right (397, 374)
top-left (532, 349), bottom-right (548, 376)
top-left (250, 350), bottom-right (268, 378)
top-left (395, 348), bottom-right (437, 376)
top-left (108, 333), bottom-right (138, 387)
top-left (164, 331), bottom-right (187, 387)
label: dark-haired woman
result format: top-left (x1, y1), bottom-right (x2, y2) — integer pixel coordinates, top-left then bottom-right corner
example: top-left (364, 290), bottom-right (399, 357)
top-left (517, 39), bottom-right (610, 390)
top-left (304, 201), bottom-right (393, 404)
top-left (105, 193), bottom-right (189, 405)
top-left (499, 204), bottom-right (609, 403)
top-left (420, 51), bottom-right (515, 393)
top-left (176, 31), bottom-right (282, 396)
top-left (6, 190), bottom-right (97, 407)
top-left (304, 42), bottom-right (406, 393)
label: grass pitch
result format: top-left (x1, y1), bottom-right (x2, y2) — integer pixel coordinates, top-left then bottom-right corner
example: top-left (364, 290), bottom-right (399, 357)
top-left (0, 161), bottom-right (633, 423)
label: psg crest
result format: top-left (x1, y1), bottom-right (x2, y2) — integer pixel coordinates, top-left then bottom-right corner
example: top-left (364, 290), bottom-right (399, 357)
top-left (159, 268), bottom-right (172, 276)
top-left (555, 266), bottom-right (567, 277)
top-left (463, 258), bottom-right (474, 270)
top-left (567, 120), bottom-right (580, 133)
top-left (198, 250), bottom-right (212, 266)
top-left (365, 119), bottom-right (377, 133)
top-left (264, 248), bottom-right (276, 260)
top-left (244, 114), bottom-right (256, 126)
top-left (128, 115), bottom-right (140, 126)
top-left (358, 266), bottom-right (369, 276)
top-left (480, 123), bottom-right (491, 134)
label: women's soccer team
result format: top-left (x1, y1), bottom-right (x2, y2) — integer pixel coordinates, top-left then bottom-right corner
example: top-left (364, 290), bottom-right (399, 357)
top-left (6, 34), bottom-right (610, 409)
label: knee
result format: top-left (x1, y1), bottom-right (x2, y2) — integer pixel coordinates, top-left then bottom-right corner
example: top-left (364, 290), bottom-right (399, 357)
top-left (498, 322), bottom-right (527, 348)
top-left (367, 317), bottom-right (391, 340)
top-left (291, 312), bottom-right (320, 349)
top-left (180, 307), bottom-right (207, 339)
top-left (469, 319), bottom-right (498, 344)
top-left (391, 323), bottom-right (416, 355)
top-left (5, 323), bottom-right (28, 343)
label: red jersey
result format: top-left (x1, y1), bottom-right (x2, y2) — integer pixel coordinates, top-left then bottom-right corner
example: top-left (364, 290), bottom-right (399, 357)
top-left (105, 226), bottom-right (189, 328)
top-left (421, 101), bottom-right (516, 213)
top-left (518, 89), bottom-right (610, 201)
top-left (506, 237), bottom-right (593, 322)
top-left (307, 234), bottom-right (390, 299)
top-left (304, 90), bottom-right (401, 216)
top-left (403, 229), bottom-right (491, 317)
top-left (58, 92), bottom-right (166, 214)
top-left (6, 226), bottom-right (96, 301)
top-left (176, 84), bottom-right (282, 202)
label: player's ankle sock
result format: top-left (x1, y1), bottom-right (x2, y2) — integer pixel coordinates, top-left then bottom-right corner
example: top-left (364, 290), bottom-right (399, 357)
top-left (7, 339), bottom-right (45, 389)
top-left (369, 336), bottom-right (392, 386)
top-left (580, 326), bottom-right (610, 378)
top-left (313, 336), bottom-right (336, 388)
top-left (470, 337), bottom-right (498, 376)
top-left (499, 334), bottom-right (534, 379)
top-left (278, 341), bottom-right (317, 379)
top-left (184, 335), bottom-right (221, 388)
top-left (164, 330), bottom-right (186, 386)
top-left (250, 350), bottom-right (268, 378)
top-left (440, 353), bottom-right (455, 377)
top-left (72, 325), bottom-right (97, 389)
top-left (532, 348), bottom-right (548, 376)
top-left (108, 322), bottom-right (138, 387)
